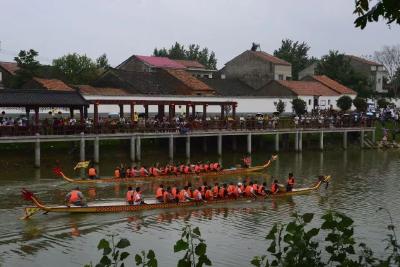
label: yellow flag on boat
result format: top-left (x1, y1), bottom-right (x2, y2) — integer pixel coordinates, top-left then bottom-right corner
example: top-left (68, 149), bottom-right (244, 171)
top-left (73, 161), bottom-right (90, 170)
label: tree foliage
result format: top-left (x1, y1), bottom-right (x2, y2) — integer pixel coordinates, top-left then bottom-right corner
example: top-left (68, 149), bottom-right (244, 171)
top-left (316, 50), bottom-right (371, 97)
top-left (374, 45), bottom-right (400, 96)
top-left (274, 99), bottom-right (286, 115)
top-left (354, 0), bottom-right (400, 29)
top-left (96, 53), bottom-right (110, 69)
top-left (273, 39), bottom-right (314, 80)
top-left (336, 96), bottom-right (353, 112)
top-left (353, 97), bottom-right (368, 112)
top-left (153, 42), bottom-right (217, 70)
top-left (52, 53), bottom-right (103, 84)
top-left (11, 49), bottom-right (40, 88)
top-left (291, 98), bottom-right (307, 115)
top-left (377, 98), bottom-right (390, 109)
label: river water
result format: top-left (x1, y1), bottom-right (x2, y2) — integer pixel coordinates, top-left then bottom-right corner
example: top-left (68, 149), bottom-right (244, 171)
top-left (0, 143), bottom-right (399, 267)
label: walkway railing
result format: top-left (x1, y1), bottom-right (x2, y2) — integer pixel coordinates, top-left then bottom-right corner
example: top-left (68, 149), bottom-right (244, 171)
top-left (0, 118), bottom-right (375, 137)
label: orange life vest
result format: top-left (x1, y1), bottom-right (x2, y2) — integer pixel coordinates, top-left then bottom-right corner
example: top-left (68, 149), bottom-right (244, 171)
top-left (88, 168), bottom-right (96, 176)
top-left (213, 163), bottom-right (219, 170)
top-left (171, 187), bottom-right (177, 198)
top-left (204, 164), bottom-right (209, 172)
top-left (156, 187), bottom-right (163, 199)
top-left (218, 187), bottom-right (226, 198)
top-left (227, 185), bottom-right (235, 194)
top-left (257, 185), bottom-right (265, 195)
top-left (287, 177), bottom-right (295, 186)
top-left (253, 184), bottom-right (258, 191)
top-left (184, 166), bottom-right (190, 174)
top-left (69, 190), bottom-right (80, 203)
top-left (194, 165), bottom-right (200, 173)
top-left (139, 167), bottom-right (146, 176)
top-left (193, 190), bottom-right (201, 200)
top-left (213, 186), bottom-right (219, 195)
top-left (205, 190), bottom-right (213, 200)
top-left (163, 191), bottom-right (172, 203)
top-left (271, 183), bottom-right (278, 193)
top-left (178, 190), bottom-right (187, 202)
top-left (152, 168), bottom-right (159, 177)
top-left (210, 164), bottom-right (214, 171)
top-left (126, 190), bottom-right (134, 202)
top-left (245, 185), bottom-right (253, 196)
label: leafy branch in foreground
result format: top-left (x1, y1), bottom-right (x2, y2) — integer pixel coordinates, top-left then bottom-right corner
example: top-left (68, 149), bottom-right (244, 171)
top-left (174, 224), bottom-right (212, 267)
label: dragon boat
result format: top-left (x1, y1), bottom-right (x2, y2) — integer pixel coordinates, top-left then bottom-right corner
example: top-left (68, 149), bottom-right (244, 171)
top-left (21, 175), bottom-right (330, 219)
top-left (57, 155), bottom-right (278, 184)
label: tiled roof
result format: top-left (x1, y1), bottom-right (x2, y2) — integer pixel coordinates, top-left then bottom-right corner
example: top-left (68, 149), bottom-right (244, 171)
top-left (310, 75), bottom-right (357, 95)
top-left (136, 55), bottom-right (186, 69)
top-left (76, 85), bottom-right (130, 96)
top-left (251, 51), bottom-right (291, 66)
top-left (33, 77), bottom-right (74, 91)
top-left (346, 55), bottom-right (383, 66)
top-left (0, 61), bottom-right (19, 75)
top-left (0, 89), bottom-right (88, 107)
top-left (164, 69), bottom-right (214, 93)
top-left (276, 80), bottom-right (339, 96)
top-left (200, 78), bottom-right (256, 96)
top-left (173, 59), bottom-right (205, 69)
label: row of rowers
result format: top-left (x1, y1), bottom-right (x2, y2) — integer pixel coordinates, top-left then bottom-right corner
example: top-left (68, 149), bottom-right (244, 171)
top-left (88, 162), bottom-right (224, 179)
top-left (126, 173), bottom-right (296, 205)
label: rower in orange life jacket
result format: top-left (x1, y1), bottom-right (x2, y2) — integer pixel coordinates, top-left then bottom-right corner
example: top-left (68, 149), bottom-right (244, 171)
top-left (155, 184), bottom-right (164, 202)
top-left (286, 173), bottom-right (295, 192)
top-left (218, 184), bottom-right (227, 198)
top-left (204, 163), bottom-right (210, 172)
top-left (253, 181), bottom-right (259, 192)
top-left (65, 186), bottom-right (85, 206)
top-left (270, 179), bottom-right (279, 194)
top-left (179, 164), bottom-right (185, 174)
top-left (163, 186), bottom-right (175, 203)
top-left (243, 155), bottom-right (252, 168)
top-left (171, 185), bottom-right (178, 200)
top-left (245, 182), bottom-right (255, 197)
top-left (133, 187), bottom-right (143, 205)
top-left (194, 164), bottom-right (201, 174)
top-left (114, 167), bottom-right (121, 178)
top-left (227, 182), bottom-right (236, 198)
top-left (193, 187), bottom-right (203, 201)
top-left (213, 183), bottom-right (219, 196)
top-left (88, 167), bottom-right (97, 179)
top-left (205, 186), bottom-right (213, 200)
top-left (209, 163), bottom-right (215, 172)
top-left (183, 165), bottom-right (190, 174)
top-left (213, 163), bottom-right (220, 171)
top-left (126, 186), bottom-right (135, 204)
top-left (200, 182), bottom-right (208, 197)
top-left (187, 183), bottom-right (193, 198)
top-left (152, 167), bottom-right (160, 177)
top-left (257, 182), bottom-right (267, 196)
top-left (178, 186), bottom-right (193, 202)
top-left (139, 166), bottom-right (148, 177)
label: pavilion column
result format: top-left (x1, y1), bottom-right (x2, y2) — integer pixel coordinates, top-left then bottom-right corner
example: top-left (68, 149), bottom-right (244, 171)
top-left (192, 105), bottom-right (196, 118)
top-left (25, 108), bottom-right (30, 125)
top-left (158, 104), bottom-right (164, 119)
top-left (169, 135), bottom-right (174, 160)
top-left (202, 105), bottom-right (207, 121)
top-left (232, 104), bottom-right (236, 120)
top-left (171, 104), bottom-right (175, 118)
top-left (136, 136), bottom-right (141, 161)
top-left (130, 136), bottom-right (136, 162)
top-left (80, 107), bottom-right (84, 125)
top-left (220, 105), bottom-right (225, 120)
top-left (361, 130), bottom-right (365, 148)
top-left (186, 105), bottom-right (190, 119)
top-left (84, 106), bottom-right (88, 119)
top-left (34, 107), bottom-right (39, 129)
top-left (144, 105), bottom-right (149, 119)
top-left (275, 133), bottom-right (280, 152)
top-left (70, 108), bottom-right (74, 118)
top-left (168, 105), bottom-right (173, 121)
top-left (119, 104), bottom-right (124, 118)
top-left (217, 134), bottom-right (222, 156)
top-left (94, 103), bottom-right (99, 126)
top-left (130, 103), bottom-right (135, 123)
top-left (320, 131), bottom-right (324, 151)
top-left (80, 132), bottom-right (85, 161)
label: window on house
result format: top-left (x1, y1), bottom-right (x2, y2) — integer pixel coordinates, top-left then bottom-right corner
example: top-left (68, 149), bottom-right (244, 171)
top-left (378, 78), bottom-right (381, 84)
top-left (308, 99), bottom-right (311, 105)
top-left (328, 100), bottom-right (331, 105)
top-left (278, 74), bottom-right (284, 80)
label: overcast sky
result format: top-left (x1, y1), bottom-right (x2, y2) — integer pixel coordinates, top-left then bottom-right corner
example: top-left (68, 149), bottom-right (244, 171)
top-left (0, 0), bottom-right (399, 68)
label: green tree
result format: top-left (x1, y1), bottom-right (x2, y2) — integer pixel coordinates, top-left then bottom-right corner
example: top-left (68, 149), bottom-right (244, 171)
top-left (353, 97), bottom-right (368, 112)
top-left (377, 98), bottom-right (390, 109)
top-left (11, 49), bottom-right (40, 88)
top-left (316, 50), bottom-right (371, 97)
top-left (274, 99), bottom-right (286, 115)
top-left (336, 95), bottom-right (353, 112)
top-left (273, 39), bottom-right (313, 80)
top-left (153, 42), bottom-right (218, 70)
top-left (96, 53), bottom-right (110, 69)
top-left (291, 98), bottom-right (307, 115)
top-left (354, 0), bottom-right (400, 29)
top-left (52, 53), bottom-right (99, 84)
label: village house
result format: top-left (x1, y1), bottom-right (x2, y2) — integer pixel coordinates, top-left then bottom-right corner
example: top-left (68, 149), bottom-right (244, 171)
top-left (219, 48), bottom-right (292, 89)
top-left (344, 55), bottom-right (387, 93)
top-left (0, 61), bottom-right (19, 88)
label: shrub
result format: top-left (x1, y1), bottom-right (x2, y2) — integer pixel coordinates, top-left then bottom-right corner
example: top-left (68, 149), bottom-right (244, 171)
top-left (336, 95), bottom-right (353, 111)
top-left (353, 97), bottom-right (368, 112)
top-left (291, 98), bottom-right (307, 115)
top-left (377, 98), bottom-right (390, 109)
top-left (274, 100), bottom-right (286, 115)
